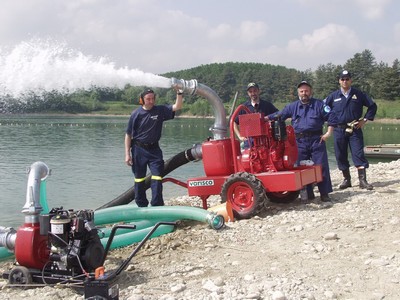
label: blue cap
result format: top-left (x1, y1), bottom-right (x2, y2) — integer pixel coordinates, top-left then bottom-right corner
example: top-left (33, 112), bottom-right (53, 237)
top-left (339, 70), bottom-right (352, 79)
top-left (247, 82), bottom-right (259, 90)
top-left (297, 81), bottom-right (312, 88)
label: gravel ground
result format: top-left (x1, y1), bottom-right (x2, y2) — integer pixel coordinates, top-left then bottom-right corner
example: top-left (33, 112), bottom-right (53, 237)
top-left (1, 159), bottom-right (400, 300)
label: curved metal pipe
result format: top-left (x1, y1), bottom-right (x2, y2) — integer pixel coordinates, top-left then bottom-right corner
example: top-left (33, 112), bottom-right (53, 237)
top-left (22, 161), bottom-right (50, 223)
top-left (170, 78), bottom-right (227, 140)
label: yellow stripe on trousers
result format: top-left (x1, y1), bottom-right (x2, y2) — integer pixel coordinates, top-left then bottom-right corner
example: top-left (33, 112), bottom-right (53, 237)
top-left (134, 175), bottom-right (163, 182)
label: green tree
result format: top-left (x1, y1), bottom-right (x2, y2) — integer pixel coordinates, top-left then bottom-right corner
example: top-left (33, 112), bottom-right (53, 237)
top-left (314, 63), bottom-right (342, 98)
top-left (344, 49), bottom-right (376, 94)
top-left (373, 60), bottom-right (400, 100)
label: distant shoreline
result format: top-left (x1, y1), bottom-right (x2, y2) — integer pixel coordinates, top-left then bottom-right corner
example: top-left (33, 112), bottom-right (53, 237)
top-left (1, 113), bottom-right (398, 123)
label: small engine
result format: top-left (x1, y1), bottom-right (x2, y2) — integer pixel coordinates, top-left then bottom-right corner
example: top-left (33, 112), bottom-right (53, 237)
top-left (40, 207), bottom-right (105, 276)
top-left (238, 114), bottom-right (298, 173)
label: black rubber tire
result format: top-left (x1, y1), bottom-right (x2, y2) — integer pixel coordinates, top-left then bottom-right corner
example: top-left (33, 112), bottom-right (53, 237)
top-left (221, 172), bottom-right (266, 219)
top-left (266, 191), bottom-right (300, 203)
top-left (8, 266), bottom-right (32, 285)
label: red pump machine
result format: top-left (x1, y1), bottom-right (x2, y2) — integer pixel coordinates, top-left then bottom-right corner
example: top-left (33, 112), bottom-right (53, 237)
top-left (187, 105), bottom-right (322, 219)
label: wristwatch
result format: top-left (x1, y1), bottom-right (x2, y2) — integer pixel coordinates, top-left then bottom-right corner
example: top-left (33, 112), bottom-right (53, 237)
top-left (363, 118), bottom-right (368, 122)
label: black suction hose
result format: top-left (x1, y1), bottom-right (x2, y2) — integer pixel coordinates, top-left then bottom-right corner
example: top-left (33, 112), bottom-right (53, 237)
top-left (96, 148), bottom-right (197, 210)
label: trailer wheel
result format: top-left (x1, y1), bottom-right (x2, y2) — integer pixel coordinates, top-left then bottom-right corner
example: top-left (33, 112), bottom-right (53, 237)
top-left (8, 266), bottom-right (32, 285)
top-left (266, 191), bottom-right (300, 203)
top-left (221, 172), bottom-right (266, 219)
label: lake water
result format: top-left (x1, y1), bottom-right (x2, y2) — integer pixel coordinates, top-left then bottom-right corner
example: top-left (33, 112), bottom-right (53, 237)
top-left (0, 115), bottom-right (398, 228)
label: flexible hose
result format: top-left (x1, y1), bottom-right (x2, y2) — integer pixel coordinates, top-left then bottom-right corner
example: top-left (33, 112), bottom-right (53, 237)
top-left (0, 247), bottom-right (13, 261)
top-left (97, 219), bottom-right (158, 238)
top-left (96, 148), bottom-right (196, 210)
top-left (99, 224), bottom-right (175, 249)
top-left (94, 205), bottom-right (224, 230)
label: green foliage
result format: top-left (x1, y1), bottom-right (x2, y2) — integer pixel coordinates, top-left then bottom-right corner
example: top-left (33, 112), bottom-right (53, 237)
top-left (374, 100), bottom-right (400, 119)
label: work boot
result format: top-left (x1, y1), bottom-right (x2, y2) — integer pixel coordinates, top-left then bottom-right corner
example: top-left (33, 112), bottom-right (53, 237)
top-left (339, 169), bottom-right (352, 189)
top-left (299, 186), bottom-right (315, 202)
top-left (358, 168), bottom-right (373, 190)
top-left (300, 188), bottom-right (308, 201)
top-left (320, 194), bottom-right (331, 202)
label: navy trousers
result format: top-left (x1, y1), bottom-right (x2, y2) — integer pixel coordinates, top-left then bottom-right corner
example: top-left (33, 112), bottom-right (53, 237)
top-left (296, 135), bottom-right (333, 195)
top-left (131, 145), bottom-right (164, 207)
top-left (333, 127), bottom-right (369, 170)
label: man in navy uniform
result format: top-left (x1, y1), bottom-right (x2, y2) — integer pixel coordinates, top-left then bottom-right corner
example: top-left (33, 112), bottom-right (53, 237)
top-left (324, 70), bottom-right (377, 190)
top-left (125, 88), bottom-right (184, 207)
top-left (267, 81), bottom-right (335, 202)
top-left (234, 82), bottom-right (279, 148)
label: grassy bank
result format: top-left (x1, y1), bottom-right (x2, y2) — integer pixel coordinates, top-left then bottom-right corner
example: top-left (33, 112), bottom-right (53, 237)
top-left (94, 99), bottom-right (400, 120)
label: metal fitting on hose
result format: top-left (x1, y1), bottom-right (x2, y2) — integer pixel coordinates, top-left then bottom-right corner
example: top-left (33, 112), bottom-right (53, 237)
top-left (170, 78), bottom-right (198, 96)
top-left (206, 213), bottom-right (225, 230)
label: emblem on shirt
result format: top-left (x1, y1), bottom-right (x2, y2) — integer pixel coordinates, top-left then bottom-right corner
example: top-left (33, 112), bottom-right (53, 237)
top-left (151, 115), bottom-right (159, 120)
top-left (352, 95), bottom-right (357, 100)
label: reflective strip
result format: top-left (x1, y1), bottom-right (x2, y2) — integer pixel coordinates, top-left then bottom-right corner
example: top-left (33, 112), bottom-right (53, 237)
top-left (151, 175), bottom-right (163, 181)
top-left (134, 177), bottom-right (146, 183)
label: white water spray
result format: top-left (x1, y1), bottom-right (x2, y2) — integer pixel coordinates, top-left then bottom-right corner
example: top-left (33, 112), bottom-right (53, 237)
top-left (0, 39), bottom-right (171, 99)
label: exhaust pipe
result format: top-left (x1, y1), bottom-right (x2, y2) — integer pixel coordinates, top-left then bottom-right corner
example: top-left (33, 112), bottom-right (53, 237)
top-left (22, 161), bottom-right (50, 224)
top-left (170, 78), bottom-right (227, 140)
top-left (0, 161), bottom-right (50, 251)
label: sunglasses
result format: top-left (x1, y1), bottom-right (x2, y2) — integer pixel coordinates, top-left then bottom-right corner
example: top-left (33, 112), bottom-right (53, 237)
top-left (340, 78), bottom-right (351, 81)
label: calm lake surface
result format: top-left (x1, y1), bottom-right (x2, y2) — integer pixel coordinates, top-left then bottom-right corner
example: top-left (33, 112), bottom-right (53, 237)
top-left (0, 115), bottom-right (398, 227)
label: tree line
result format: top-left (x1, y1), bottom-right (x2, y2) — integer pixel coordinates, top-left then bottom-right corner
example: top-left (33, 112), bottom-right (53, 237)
top-left (1, 49), bottom-right (399, 115)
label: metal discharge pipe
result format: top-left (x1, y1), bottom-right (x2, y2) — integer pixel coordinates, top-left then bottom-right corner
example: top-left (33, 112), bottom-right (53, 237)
top-left (22, 161), bottom-right (50, 224)
top-left (170, 78), bottom-right (227, 140)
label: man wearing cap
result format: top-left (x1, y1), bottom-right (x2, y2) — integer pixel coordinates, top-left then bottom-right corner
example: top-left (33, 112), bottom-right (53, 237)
top-left (234, 82), bottom-right (279, 147)
top-left (324, 70), bottom-right (377, 190)
top-left (125, 88), bottom-right (184, 207)
top-left (267, 81), bottom-right (335, 202)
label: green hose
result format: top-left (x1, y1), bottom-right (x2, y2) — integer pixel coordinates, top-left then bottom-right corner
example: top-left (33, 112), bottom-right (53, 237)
top-left (100, 224), bottom-right (175, 249)
top-left (98, 219), bottom-right (158, 238)
top-left (40, 179), bottom-right (49, 214)
top-left (94, 205), bottom-right (225, 230)
top-left (0, 247), bottom-right (13, 261)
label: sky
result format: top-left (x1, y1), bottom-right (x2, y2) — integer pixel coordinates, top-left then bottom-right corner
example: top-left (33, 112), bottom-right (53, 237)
top-left (0, 0), bottom-right (399, 75)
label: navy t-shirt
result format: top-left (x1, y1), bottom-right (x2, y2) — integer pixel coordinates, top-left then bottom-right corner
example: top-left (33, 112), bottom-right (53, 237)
top-left (235, 99), bottom-right (278, 124)
top-left (126, 105), bottom-right (175, 144)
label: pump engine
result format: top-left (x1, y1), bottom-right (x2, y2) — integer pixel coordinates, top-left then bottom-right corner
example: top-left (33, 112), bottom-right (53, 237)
top-left (187, 105), bottom-right (323, 219)
top-left (42, 207), bottom-right (105, 276)
top-left (4, 207), bottom-right (105, 286)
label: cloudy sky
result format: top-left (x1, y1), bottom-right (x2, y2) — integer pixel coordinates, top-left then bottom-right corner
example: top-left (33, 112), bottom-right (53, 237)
top-left (1, 0), bottom-right (399, 75)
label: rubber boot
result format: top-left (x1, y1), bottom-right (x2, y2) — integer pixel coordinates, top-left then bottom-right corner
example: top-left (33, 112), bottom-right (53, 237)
top-left (339, 169), bottom-right (352, 189)
top-left (299, 188), bottom-right (308, 201)
top-left (358, 168), bottom-right (373, 190)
